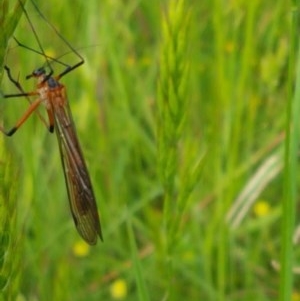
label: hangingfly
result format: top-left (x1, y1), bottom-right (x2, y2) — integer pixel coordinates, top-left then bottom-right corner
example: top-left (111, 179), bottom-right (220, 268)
top-left (0, 0), bottom-right (103, 245)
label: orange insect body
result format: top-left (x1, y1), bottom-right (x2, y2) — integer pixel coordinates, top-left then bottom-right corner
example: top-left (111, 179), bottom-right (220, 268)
top-left (33, 69), bottom-right (103, 245)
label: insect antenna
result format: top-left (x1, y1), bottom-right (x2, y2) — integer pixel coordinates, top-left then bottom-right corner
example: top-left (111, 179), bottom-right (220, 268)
top-left (29, 0), bottom-right (84, 79)
top-left (13, 36), bottom-right (71, 70)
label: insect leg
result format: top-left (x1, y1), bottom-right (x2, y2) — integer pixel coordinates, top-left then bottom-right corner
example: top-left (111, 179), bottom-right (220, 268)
top-left (0, 98), bottom-right (42, 136)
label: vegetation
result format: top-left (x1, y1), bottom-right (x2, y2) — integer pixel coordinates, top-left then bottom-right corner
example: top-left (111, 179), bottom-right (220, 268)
top-left (0, 0), bottom-right (298, 300)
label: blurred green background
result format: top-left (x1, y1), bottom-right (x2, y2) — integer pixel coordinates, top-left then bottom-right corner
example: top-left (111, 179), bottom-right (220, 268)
top-left (0, 0), bottom-right (298, 300)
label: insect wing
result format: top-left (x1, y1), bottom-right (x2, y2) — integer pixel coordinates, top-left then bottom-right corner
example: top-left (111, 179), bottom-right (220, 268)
top-left (53, 90), bottom-right (102, 245)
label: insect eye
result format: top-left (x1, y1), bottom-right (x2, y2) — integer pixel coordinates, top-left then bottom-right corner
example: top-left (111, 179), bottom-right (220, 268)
top-left (33, 67), bottom-right (46, 76)
top-left (47, 77), bottom-right (58, 88)
top-left (26, 67), bottom-right (46, 79)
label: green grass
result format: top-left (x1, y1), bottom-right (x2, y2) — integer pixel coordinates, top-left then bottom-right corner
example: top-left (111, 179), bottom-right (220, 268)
top-left (0, 0), bottom-right (299, 300)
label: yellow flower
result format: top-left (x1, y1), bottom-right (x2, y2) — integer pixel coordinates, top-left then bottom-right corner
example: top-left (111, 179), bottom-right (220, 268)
top-left (292, 291), bottom-right (300, 301)
top-left (182, 250), bottom-right (195, 263)
top-left (16, 294), bottom-right (27, 301)
top-left (126, 55), bottom-right (136, 67)
top-left (224, 41), bottom-right (235, 53)
top-left (253, 200), bottom-right (270, 217)
top-left (44, 48), bottom-right (56, 60)
top-left (110, 279), bottom-right (128, 300)
top-left (72, 240), bottom-right (90, 257)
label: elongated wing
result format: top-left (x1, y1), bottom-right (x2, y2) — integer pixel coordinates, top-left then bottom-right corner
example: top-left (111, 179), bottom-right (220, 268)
top-left (52, 87), bottom-right (102, 245)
